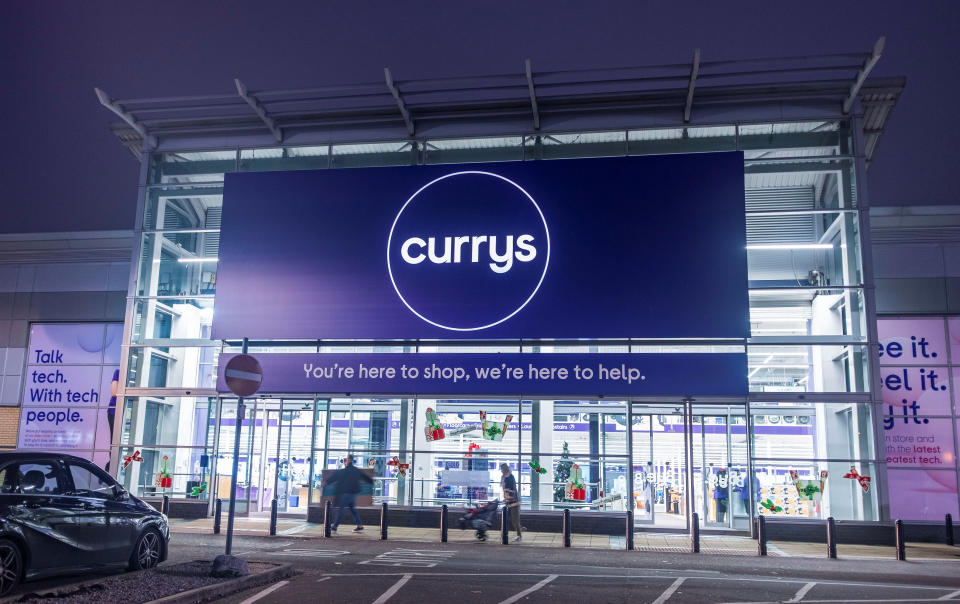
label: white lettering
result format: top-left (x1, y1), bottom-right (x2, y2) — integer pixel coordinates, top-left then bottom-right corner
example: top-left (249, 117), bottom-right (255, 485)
top-left (453, 236), bottom-right (470, 263)
top-left (488, 235), bottom-right (514, 274)
top-left (427, 236), bottom-right (452, 264)
top-left (515, 234), bottom-right (536, 262)
top-left (401, 233), bottom-right (537, 273)
top-left (471, 235), bottom-right (487, 263)
top-left (400, 237), bottom-right (427, 264)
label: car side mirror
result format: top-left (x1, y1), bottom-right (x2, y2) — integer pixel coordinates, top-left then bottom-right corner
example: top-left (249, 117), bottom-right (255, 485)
top-left (115, 489), bottom-right (130, 502)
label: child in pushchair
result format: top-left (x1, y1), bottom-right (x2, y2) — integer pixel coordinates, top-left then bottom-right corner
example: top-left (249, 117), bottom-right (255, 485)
top-left (457, 499), bottom-right (500, 541)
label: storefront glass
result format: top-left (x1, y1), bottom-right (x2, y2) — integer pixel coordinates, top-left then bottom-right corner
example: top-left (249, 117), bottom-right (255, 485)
top-left (116, 118), bottom-right (884, 526)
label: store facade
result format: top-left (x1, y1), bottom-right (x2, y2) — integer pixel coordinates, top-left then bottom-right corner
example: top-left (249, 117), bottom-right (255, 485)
top-left (89, 47), bottom-right (912, 530)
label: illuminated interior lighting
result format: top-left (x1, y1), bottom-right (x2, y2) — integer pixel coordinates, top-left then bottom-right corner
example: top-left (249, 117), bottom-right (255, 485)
top-left (746, 243), bottom-right (833, 250)
top-left (177, 257), bottom-right (219, 263)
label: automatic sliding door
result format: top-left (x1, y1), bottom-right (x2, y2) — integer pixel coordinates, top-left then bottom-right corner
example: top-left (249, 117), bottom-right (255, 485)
top-left (631, 405), bottom-right (688, 529)
top-left (691, 404), bottom-right (749, 530)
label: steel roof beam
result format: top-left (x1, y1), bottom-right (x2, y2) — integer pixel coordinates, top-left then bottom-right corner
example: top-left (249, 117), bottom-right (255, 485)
top-left (525, 59), bottom-right (541, 130)
top-left (843, 36), bottom-right (885, 114)
top-left (94, 87), bottom-right (157, 149)
top-left (684, 48), bottom-right (701, 123)
top-left (234, 78), bottom-right (282, 143)
top-left (384, 67), bottom-right (415, 135)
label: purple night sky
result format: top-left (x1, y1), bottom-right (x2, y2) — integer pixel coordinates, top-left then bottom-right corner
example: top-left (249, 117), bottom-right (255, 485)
top-left (0, 1), bottom-right (957, 233)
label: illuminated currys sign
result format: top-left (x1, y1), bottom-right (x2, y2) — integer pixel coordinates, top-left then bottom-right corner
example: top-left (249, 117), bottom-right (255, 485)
top-left (387, 171), bottom-right (550, 331)
top-left (212, 153), bottom-right (749, 340)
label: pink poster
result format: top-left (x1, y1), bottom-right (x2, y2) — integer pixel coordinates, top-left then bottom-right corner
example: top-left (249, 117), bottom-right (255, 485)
top-left (880, 366), bottom-right (951, 415)
top-left (884, 415), bottom-right (955, 468)
top-left (887, 469), bottom-right (959, 520)
top-left (877, 318), bottom-right (947, 365)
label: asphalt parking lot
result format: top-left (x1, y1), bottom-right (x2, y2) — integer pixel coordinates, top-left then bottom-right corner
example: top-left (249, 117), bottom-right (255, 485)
top-left (12, 532), bottom-right (960, 603)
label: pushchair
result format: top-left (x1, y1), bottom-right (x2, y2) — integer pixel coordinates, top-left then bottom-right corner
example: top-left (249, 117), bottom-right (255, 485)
top-left (457, 499), bottom-right (500, 541)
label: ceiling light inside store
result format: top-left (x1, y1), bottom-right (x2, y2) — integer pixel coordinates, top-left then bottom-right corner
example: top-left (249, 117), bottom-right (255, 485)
top-left (746, 244), bottom-right (833, 250)
top-left (177, 257), bottom-right (219, 263)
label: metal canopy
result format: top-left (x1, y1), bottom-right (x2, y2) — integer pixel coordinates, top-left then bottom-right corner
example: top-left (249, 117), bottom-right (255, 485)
top-left (96, 42), bottom-right (903, 167)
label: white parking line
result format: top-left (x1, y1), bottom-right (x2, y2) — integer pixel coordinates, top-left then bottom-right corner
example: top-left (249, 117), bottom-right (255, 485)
top-left (237, 580), bottom-right (289, 604)
top-left (939, 589), bottom-right (960, 600)
top-left (788, 582), bottom-right (817, 602)
top-left (652, 577), bottom-right (685, 604)
top-left (372, 574), bottom-right (413, 604)
top-left (498, 575), bottom-right (558, 604)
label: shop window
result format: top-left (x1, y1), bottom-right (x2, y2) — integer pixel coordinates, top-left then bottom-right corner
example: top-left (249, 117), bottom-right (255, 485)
top-left (118, 446), bottom-right (211, 501)
top-left (751, 460), bottom-right (877, 521)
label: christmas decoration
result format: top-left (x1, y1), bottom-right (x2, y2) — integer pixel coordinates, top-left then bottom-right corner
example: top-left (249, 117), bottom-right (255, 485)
top-left (789, 470), bottom-right (827, 501)
top-left (368, 458), bottom-right (377, 468)
top-left (843, 467), bottom-right (871, 492)
top-left (467, 442), bottom-right (482, 456)
top-left (123, 450), bottom-right (143, 469)
top-left (156, 455), bottom-right (172, 488)
top-left (553, 442), bottom-right (573, 502)
top-left (566, 464), bottom-right (586, 500)
top-left (387, 456), bottom-right (410, 476)
top-left (190, 484), bottom-right (207, 497)
top-left (760, 498), bottom-right (783, 513)
top-left (479, 411), bottom-right (513, 441)
top-left (424, 407), bottom-right (445, 441)
top-left (528, 460), bottom-right (547, 475)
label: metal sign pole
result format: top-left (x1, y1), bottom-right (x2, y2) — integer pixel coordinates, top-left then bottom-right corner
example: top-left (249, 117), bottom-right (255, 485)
top-left (224, 337), bottom-right (248, 555)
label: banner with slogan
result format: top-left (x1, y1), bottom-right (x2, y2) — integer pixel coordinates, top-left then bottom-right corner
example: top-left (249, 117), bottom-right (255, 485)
top-left (216, 352), bottom-right (747, 397)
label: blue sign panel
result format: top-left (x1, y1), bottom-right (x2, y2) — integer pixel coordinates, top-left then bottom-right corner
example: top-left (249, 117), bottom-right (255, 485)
top-left (212, 153), bottom-right (747, 340)
top-left (216, 353), bottom-right (748, 397)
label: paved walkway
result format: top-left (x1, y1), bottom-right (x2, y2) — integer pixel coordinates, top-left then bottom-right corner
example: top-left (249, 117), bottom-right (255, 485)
top-left (168, 515), bottom-right (960, 560)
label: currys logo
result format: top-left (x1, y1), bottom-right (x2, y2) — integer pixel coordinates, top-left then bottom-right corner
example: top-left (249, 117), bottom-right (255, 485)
top-left (387, 171), bottom-right (550, 331)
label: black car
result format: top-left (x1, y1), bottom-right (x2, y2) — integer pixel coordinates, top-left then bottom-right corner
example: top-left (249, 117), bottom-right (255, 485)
top-left (0, 452), bottom-right (169, 595)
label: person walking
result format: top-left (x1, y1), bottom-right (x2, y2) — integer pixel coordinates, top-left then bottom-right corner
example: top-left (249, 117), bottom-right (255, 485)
top-left (326, 454), bottom-right (374, 533)
top-left (500, 463), bottom-right (522, 542)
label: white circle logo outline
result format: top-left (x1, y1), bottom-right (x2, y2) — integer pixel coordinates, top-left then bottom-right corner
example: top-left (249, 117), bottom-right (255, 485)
top-left (386, 171), bottom-right (551, 332)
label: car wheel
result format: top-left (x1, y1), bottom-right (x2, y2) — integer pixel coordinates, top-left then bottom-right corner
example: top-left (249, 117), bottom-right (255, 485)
top-left (130, 529), bottom-right (162, 571)
top-left (0, 539), bottom-right (22, 596)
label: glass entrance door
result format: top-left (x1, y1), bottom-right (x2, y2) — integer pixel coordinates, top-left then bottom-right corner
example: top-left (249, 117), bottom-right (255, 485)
top-left (631, 402), bottom-right (749, 531)
top-left (691, 404), bottom-right (750, 531)
top-left (631, 404), bottom-right (689, 529)
top-left (213, 398), bottom-right (315, 517)
top-left (271, 400), bottom-right (315, 514)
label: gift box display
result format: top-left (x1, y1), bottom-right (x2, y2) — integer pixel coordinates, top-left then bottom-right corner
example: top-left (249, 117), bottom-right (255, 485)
top-left (479, 410), bottom-right (513, 441)
top-left (424, 407), bottom-right (446, 441)
top-left (565, 464), bottom-right (586, 500)
top-left (155, 455), bottom-right (173, 489)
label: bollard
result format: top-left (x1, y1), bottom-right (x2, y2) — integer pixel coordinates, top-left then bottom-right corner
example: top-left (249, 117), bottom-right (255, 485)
top-left (690, 512), bottom-right (700, 553)
top-left (947, 513), bottom-right (955, 547)
top-left (380, 502), bottom-right (389, 540)
top-left (895, 519), bottom-right (906, 561)
top-left (269, 498), bottom-right (278, 536)
top-left (500, 508), bottom-right (510, 545)
top-left (826, 516), bottom-right (837, 559)
top-left (757, 515), bottom-right (767, 556)
top-left (162, 495), bottom-right (169, 516)
top-left (625, 509), bottom-right (634, 551)
top-left (440, 504), bottom-right (448, 543)
top-left (213, 498), bottom-right (222, 534)
top-left (324, 500), bottom-right (332, 538)
top-left (562, 509), bottom-right (571, 548)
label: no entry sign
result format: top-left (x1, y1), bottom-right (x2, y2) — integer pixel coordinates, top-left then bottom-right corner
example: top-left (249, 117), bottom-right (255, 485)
top-left (223, 354), bottom-right (263, 397)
